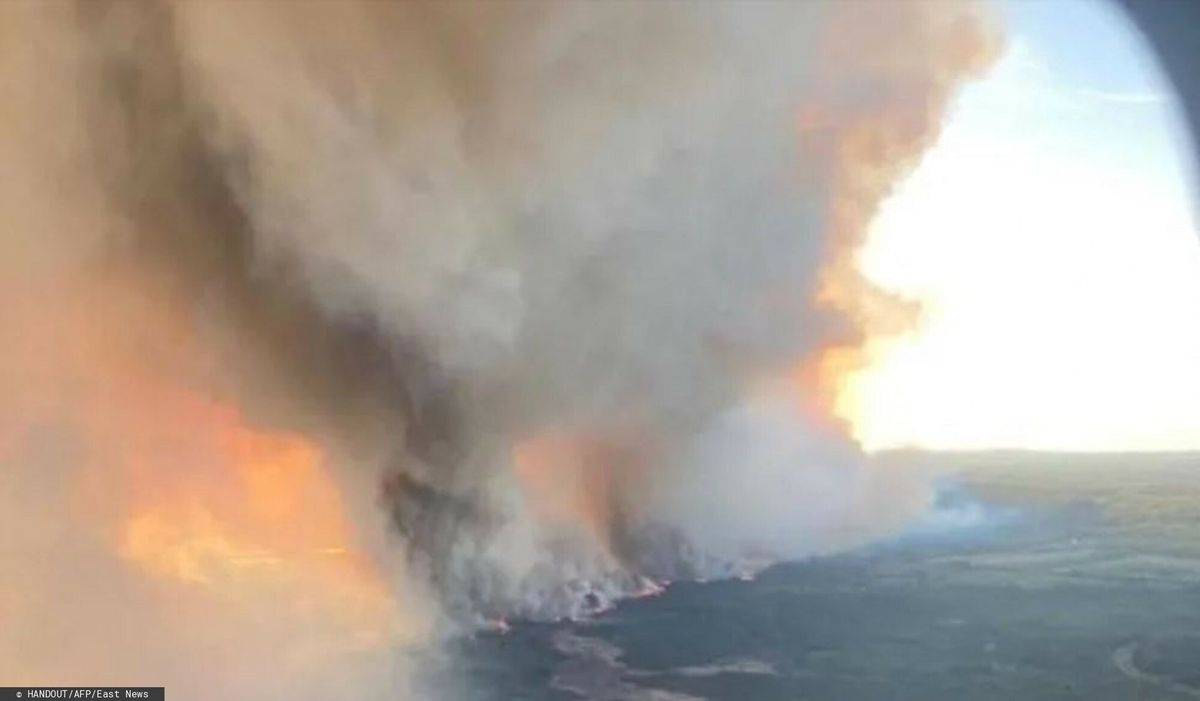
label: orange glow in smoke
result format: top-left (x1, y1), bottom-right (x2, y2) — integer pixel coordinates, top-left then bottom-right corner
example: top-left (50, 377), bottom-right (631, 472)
top-left (24, 276), bottom-right (404, 645)
top-left (106, 392), bottom-right (397, 642)
top-left (511, 432), bottom-right (623, 555)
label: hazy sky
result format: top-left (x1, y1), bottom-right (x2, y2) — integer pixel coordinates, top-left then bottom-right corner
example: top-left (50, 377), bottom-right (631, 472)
top-left (841, 0), bottom-right (1200, 452)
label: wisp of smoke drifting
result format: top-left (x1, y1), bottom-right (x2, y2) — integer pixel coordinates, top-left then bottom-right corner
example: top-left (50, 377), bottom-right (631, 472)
top-left (0, 1), bottom-right (997, 698)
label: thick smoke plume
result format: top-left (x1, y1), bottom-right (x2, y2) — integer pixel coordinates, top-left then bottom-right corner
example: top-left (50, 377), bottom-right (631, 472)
top-left (0, 1), bottom-right (995, 698)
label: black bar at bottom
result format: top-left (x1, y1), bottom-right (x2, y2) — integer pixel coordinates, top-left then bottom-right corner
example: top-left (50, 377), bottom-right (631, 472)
top-left (0, 690), bottom-right (163, 700)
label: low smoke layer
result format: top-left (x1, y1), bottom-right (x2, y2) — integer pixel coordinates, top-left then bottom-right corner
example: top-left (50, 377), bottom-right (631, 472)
top-left (0, 1), bottom-right (996, 698)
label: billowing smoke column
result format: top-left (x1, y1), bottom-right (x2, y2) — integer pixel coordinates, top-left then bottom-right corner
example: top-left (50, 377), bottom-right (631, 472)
top-left (0, 1), bottom-right (996, 698)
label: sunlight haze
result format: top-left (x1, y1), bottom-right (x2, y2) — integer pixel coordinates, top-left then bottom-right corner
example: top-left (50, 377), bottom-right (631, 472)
top-left (840, 0), bottom-right (1200, 453)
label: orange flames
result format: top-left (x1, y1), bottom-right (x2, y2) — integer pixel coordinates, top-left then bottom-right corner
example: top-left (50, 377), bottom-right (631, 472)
top-left (0, 269), bottom-right (421, 689)
top-left (5, 273), bottom-right (408, 651)
top-left (97, 384), bottom-right (408, 654)
top-left (109, 393), bottom-right (393, 634)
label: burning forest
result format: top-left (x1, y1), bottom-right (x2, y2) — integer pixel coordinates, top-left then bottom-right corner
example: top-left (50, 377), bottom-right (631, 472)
top-left (0, 1), bottom-right (996, 698)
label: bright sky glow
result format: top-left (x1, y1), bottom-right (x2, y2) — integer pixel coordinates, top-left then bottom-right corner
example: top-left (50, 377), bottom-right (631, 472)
top-left (841, 0), bottom-right (1200, 452)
